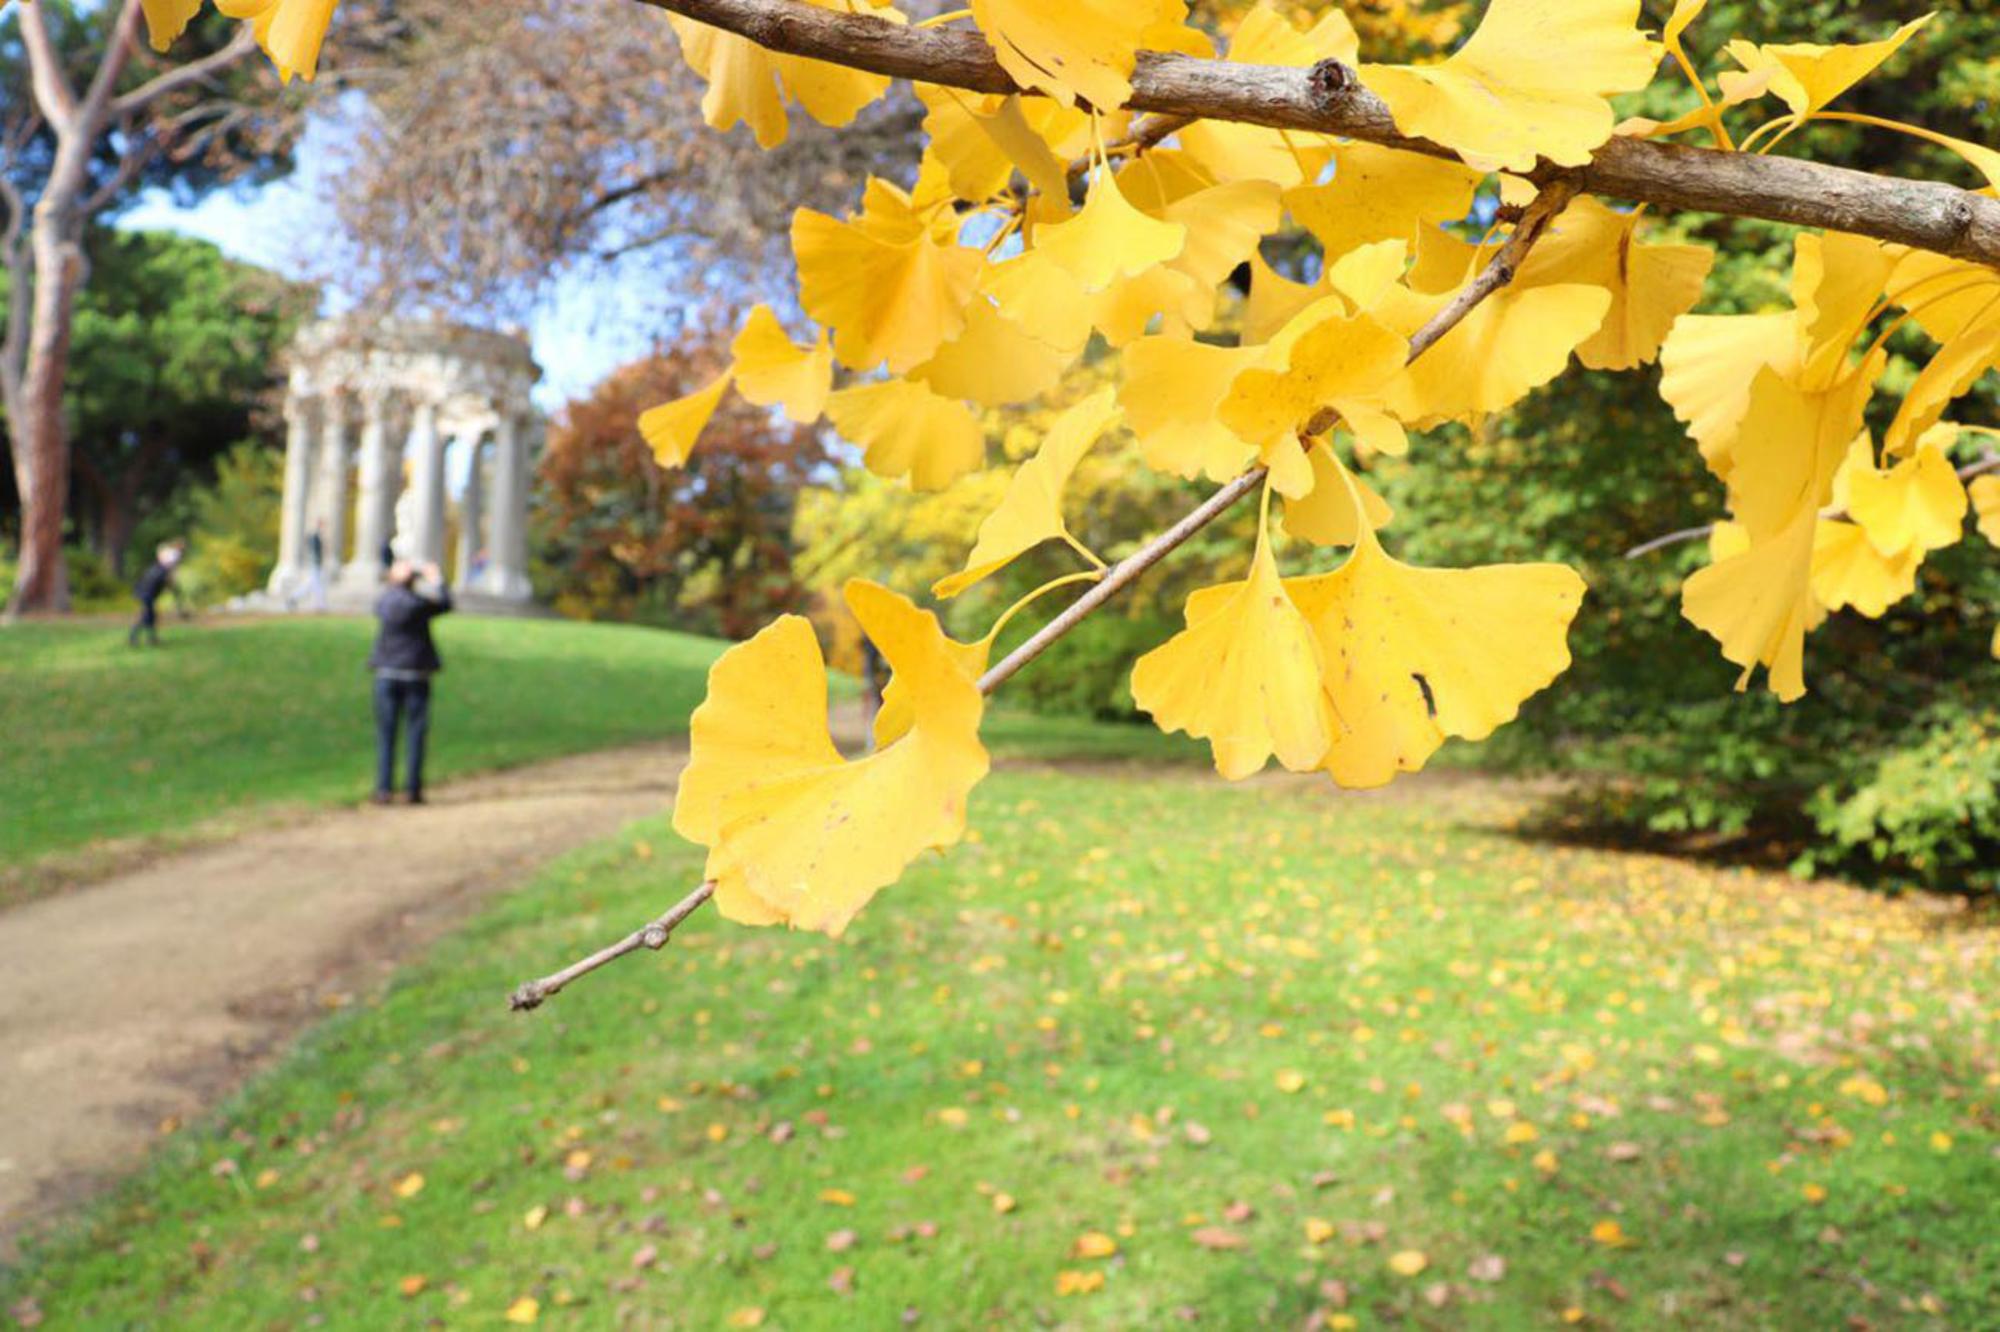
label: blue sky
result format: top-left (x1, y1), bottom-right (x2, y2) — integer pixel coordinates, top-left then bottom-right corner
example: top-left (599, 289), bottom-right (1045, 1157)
top-left (118, 115), bottom-right (659, 414)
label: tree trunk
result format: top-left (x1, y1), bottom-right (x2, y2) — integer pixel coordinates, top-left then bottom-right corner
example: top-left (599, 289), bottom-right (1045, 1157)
top-left (4, 204), bottom-right (86, 617)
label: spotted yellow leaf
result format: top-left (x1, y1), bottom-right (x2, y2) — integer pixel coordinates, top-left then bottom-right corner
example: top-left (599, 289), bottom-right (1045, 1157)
top-left (1284, 143), bottom-right (1484, 264)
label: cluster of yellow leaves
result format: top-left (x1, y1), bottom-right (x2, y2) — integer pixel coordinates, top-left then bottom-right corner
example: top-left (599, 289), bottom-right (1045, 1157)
top-left (142, 0), bottom-right (337, 83)
top-left (621, 0), bottom-right (1992, 932)
top-left (1662, 233), bottom-right (1988, 699)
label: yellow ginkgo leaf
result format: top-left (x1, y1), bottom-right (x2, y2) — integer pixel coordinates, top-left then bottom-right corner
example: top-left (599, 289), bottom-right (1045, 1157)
top-left (1219, 310), bottom-right (1410, 492)
top-left (1971, 474), bottom-right (2000, 545)
top-left (667, 1), bottom-right (896, 149)
top-left (1282, 443), bottom-right (1394, 547)
top-left (1811, 519), bottom-right (1919, 618)
top-left (1159, 180), bottom-right (1284, 323)
top-left (826, 378), bottom-right (986, 491)
top-left (1377, 279), bottom-right (1612, 427)
top-left (1683, 507), bottom-right (1821, 702)
top-left (1359, 0), bottom-right (1659, 172)
top-left (1845, 440), bottom-right (1969, 557)
top-left (1132, 510), bottom-right (1330, 781)
top-left (1514, 196), bottom-right (1714, 371)
top-left (794, 180), bottom-right (984, 373)
top-left (1034, 169), bottom-right (1189, 295)
top-left (1086, 263), bottom-right (1208, 347)
top-left (1726, 362), bottom-right (1877, 540)
top-left (981, 251), bottom-right (1095, 354)
top-left (730, 305), bottom-right (832, 424)
top-left (1121, 336), bottom-right (1261, 483)
top-left (638, 372), bottom-right (731, 468)
top-left (934, 388), bottom-right (1121, 597)
top-left (1883, 314), bottom-right (2000, 456)
top-left (1658, 312), bottom-right (1803, 479)
top-left (1178, 4), bottom-right (1355, 186)
top-left (969, 0), bottom-right (1188, 110)
top-left (212, 0), bottom-right (337, 82)
top-left (915, 86), bottom-right (1078, 203)
top-left (1789, 231), bottom-right (1900, 383)
top-left (910, 300), bottom-right (1074, 407)
top-left (1284, 143), bottom-right (1484, 264)
top-left (1243, 251), bottom-right (1322, 346)
top-left (142, 0), bottom-right (206, 52)
top-left (674, 581), bottom-right (988, 936)
top-left (1287, 517), bottom-right (1586, 789)
top-left (1723, 15), bottom-right (1930, 120)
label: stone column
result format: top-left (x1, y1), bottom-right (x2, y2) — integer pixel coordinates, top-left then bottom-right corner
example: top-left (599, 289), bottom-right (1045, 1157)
top-left (342, 387), bottom-right (397, 591)
top-left (483, 411), bottom-right (533, 602)
top-left (405, 398), bottom-right (447, 568)
top-left (314, 391), bottom-right (352, 573)
top-left (454, 437), bottom-right (486, 592)
top-left (267, 394), bottom-right (316, 598)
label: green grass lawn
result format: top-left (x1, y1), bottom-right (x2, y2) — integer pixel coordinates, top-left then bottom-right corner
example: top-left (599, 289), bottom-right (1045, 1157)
top-left (6, 765), bottom-right (1994, 1329)
top-left (0, 615), bottom-right (726, 870)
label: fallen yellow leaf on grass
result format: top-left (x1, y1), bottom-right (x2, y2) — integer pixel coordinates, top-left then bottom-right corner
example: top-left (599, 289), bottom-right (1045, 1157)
top-left (1275, 1070), bottom-right (1307, 1094)
top-left (504, 1296), bottom-right (539, 1325)
top-left (727, 1308), bottom-right (767, 1329)
top-left (1055, 1268), bottom-right (1106, 1296)
top-left (1072, 1231), bottom-right (1118, 1259)
top-left (1305, 1217), bottom-right (1335, 1245)
top-left (392, 1172), bottom-right (425, 1199)
top-left (820, 1188), bottom-right (857, 1207)
top-left (1388, 1249), bottom-right (1429, 1277)
top-left (993, 1192), bottom-right (1018, 1214)
top-left (523, 1204), bottom-right (548, 1231)
top-left (1590, 1218), bottom-right (1634, 1247)
top-left (399, 1275), bottom-right (427, 1297)
top-left (1801, 1182), bottom-right (1828, 1204)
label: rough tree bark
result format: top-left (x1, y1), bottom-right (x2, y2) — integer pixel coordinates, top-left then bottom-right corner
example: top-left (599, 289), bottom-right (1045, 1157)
top-left (1, 2), bottom-right (256, 617)
top-left (628, 0), bottom-right (2000, 270)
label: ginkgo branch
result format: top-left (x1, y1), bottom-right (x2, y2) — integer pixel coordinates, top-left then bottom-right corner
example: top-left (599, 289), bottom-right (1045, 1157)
top-left (509, 179), bottom-right (1580, 1012)
top-left (1623, 450), bottom-right (2000, 560)
top-left (627, 0), bottom-right (2000, 269)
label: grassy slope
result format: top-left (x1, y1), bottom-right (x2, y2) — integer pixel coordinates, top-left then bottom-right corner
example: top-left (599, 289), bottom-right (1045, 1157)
top-left (0, 616), bottom-right (726, 867)
top-left (6, 767), bottom-right (1993, 1329)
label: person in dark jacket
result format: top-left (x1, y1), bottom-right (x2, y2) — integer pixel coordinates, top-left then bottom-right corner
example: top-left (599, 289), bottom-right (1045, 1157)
top-left (128, 541), bottom-right (185, 647)
top-left (368, 560), bottom-right (452, 805)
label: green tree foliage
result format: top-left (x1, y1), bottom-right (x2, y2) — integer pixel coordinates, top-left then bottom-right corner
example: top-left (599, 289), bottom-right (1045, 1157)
top-left (1366, 0), bottom-right (2000, 890)
top-left (0, 228), bottom-right (306, 571)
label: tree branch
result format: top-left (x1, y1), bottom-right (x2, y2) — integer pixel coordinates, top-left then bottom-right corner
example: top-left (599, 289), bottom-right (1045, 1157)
top-left (111, 25), bottom-right (261, 120)
top-left (509, 179), bottom-right (1581, 1011)
top-left (17, 0), bottom-right (82, 132)
top-left (629, 0), bottom-right (2000, 269)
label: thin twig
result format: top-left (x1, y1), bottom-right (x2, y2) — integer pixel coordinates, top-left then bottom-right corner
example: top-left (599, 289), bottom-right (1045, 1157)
top-left (507, 182), bottom-right (1580, 1011)
top-left (508, 880), bottom-right (716, 1010)
top-left (1624, 450), bottom-right (2000, 560)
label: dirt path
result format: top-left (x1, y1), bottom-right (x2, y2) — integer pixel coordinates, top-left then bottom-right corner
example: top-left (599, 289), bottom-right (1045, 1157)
top-left (0, 740), bottom-right (693, 1252)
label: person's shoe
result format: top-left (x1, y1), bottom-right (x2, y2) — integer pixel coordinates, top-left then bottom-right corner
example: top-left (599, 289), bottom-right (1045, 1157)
top-left (406, 791), bottom-right (427, 806)
top-left (370, 791), bottom-right (395, 806)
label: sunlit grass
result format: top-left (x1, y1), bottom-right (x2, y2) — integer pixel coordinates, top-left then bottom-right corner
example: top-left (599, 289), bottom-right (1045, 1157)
top-left (8, 763), bottom-right (1994, 1329)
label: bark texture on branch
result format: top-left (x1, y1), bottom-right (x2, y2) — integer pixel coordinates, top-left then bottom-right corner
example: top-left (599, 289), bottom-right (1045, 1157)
top-left (632, 0), bottom-right (2000, 270)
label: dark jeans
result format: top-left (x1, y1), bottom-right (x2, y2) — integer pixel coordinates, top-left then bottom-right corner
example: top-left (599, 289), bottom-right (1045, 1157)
top-left (373, 675), bottom-right (433, 796)
top-left (129, 599), bottom-right (158, 646)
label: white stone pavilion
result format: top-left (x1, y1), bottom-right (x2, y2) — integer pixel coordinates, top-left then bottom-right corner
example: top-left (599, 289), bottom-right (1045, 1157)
top-left (266, 316), bottom-right (542, 612)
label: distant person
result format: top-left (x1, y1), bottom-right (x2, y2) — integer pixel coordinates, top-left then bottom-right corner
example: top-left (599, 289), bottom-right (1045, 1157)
top-left (368, 560), bottom-right (452, 806)
top-left (304, 520), bottom-right (329, 613)
top-left (128, 541), bottom-right (185, 648)
top-left (379, 537), bottom-right (395, 574)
